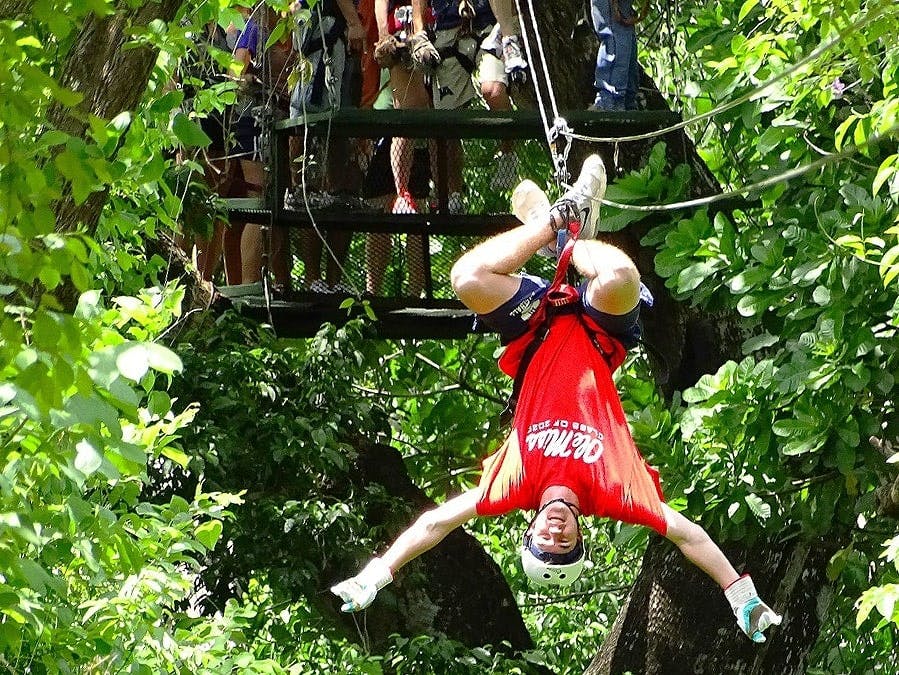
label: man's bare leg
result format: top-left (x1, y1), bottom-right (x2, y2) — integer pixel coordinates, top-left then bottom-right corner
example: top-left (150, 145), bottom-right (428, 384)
top-left (451, 154), bottom-right (609, 315)
top-left (450, 215), bottom-right (555, 314)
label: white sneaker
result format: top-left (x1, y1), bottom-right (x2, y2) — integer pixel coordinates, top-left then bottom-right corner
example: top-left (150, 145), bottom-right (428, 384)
top-left (501, 35), bottom-right (527, 75)
top-left (448, 191), bottom-right (464, 214)
top-left (549, 154), bottom-right (606, 240)
top-left (512, 180), bottom-right (560, 258)
top-left (511, 179), bottom-right (549, 225)
top-left (490, 152), bottom-right (519, 191)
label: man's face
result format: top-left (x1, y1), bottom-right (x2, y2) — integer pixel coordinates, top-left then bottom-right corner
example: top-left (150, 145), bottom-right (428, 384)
top-left (527, 501), bottom-right (581, 555)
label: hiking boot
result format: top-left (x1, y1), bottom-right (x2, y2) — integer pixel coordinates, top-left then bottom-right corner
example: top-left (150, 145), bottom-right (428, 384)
top-left (502, 35), bottom-right (528, 84)
top-left (549, 154), bottom-right (606, 240)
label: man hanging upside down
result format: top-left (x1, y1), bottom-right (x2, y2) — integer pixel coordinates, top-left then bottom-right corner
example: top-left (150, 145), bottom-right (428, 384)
top-left (332, 155), bottom-right (783, 643)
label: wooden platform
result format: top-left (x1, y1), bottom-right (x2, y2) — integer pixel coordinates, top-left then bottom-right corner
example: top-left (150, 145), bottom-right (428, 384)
top-left (219, 107), bottom-right (743, 340)
top-left (220, 284), bottom-right (480, 339)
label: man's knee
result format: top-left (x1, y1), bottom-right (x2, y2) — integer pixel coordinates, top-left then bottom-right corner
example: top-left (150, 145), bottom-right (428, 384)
top-left (583, 248), bottom-right (641, 314)
top-left (450, 253), bottom-right (482, 298)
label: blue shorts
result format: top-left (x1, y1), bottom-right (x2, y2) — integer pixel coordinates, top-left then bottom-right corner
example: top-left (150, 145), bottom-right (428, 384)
top-left (477, 274), bottom-right (647, 349)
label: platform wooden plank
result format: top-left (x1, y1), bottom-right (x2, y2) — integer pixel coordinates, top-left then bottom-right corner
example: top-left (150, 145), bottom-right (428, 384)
top-left (226, 294), bottom-right (482, 340)
top-left (274, 108), bottom-right (682, 140)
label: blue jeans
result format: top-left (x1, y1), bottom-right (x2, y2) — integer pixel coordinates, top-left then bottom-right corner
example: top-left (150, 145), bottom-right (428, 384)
top-left (591, 0), bottom-right (638, 110)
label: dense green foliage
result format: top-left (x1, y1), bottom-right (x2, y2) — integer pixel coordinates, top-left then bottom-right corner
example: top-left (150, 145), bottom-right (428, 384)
top-left (0, 0), bottom-right (897, 673)
top-left (640, 0), bottom-right (899, 670)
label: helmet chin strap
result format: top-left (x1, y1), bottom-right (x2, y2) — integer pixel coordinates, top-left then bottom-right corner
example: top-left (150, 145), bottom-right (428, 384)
top-left (526, 497), bottom-right (583, 534)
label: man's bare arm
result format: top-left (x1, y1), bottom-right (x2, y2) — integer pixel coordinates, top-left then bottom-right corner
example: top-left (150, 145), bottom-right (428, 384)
top-left (381, 489), bottom-right (481, 573)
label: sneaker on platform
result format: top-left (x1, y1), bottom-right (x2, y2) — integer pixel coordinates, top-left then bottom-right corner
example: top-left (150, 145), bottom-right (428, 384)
top-left (490, 152), bottom-right (520, 191)
top-left (392, 190), bottom-right (418, 214)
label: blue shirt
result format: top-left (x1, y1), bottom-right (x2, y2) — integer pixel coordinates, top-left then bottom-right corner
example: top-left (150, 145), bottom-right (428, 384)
top-left (432, 0), bottom-right (495, 31)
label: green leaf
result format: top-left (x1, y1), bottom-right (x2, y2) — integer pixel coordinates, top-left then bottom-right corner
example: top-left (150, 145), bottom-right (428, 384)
top-left (195, 519), bottom-right (223, 550)
top-left (172, 112), bottom-right (211, 148)
top-left (161, 446), bottom-right (191, 468)
top-left (873, 155), bottom-right (898, 195)
top-left (745, 493), bottom-right (771, 520)
top-left (74, 438), bottom-right (103, 475)
top-left (264, 18), bottom-right (287, 50)
top-left (116, 343), bottom-right (150, 382)
top-left (742, 332), bottom-right (778, 354)
top-left (144, 342), bottom-right (183, 375)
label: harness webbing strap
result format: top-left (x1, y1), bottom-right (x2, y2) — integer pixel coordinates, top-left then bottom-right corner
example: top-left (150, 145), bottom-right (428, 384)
top-left (500, 222), bottom-right (584, 426)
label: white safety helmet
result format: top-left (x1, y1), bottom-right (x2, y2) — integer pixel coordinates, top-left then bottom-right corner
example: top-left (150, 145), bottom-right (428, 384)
top-left (520, 499), bottom-right (587, 587)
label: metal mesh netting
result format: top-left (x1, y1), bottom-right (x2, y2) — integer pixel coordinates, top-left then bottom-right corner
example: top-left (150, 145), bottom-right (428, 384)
top-left (283, 132), bottom-right (559, 299)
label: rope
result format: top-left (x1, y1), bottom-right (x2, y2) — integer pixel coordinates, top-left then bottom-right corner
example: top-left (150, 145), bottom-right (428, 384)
top-left (514, 0), bottom-right (572, 185)
top-left (565, 0), bottom-right (896, 145)
top-left (294, 7), bottom-right (363, 298)
top-left (587, 120), bottom-right (899, 212)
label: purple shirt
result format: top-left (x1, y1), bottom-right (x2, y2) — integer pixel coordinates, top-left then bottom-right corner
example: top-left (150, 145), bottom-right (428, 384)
top-left (235, 18), bottom-right (260, 55)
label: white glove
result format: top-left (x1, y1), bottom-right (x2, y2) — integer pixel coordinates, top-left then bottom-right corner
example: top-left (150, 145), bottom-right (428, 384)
top-left (330, 557), bottom-right (393, 612)
top-left (724, 574), bottom-right (783, 643)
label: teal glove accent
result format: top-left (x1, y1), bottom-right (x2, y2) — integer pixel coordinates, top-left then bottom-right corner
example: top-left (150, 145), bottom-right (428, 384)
top-left (724, 574), bottom-right (783, 643)
top-left (739, 597), bottom-right (783, 643)
top-left (330, 558), bottom-right (393, 613)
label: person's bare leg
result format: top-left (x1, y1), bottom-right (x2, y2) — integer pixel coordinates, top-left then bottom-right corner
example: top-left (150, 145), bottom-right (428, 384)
top-left (406, 233), bottom-right (426, 297)
top-left (298, 230), bottom-right (322, 287)
top-left (389, 65), bottom-right (429, 207)
top-left (195, 220), bottom-right (225, 282)
top-left (573, 239), bottom-right (642, 315)
top-left (270, 227), bottom-right (291, 289)
top-left (450, 210), bottom-right (555, 314)
top-left (366, 196), bottom-right (394, 293)
top-left (238, 159), bottom-right (266, 284)
top-left (482, 80), bottom-right (514, 155)
top-left (325, 230), bottom-right (352, 287)
top-left (428, 138), bottom-right (464, 207)
top-left (453, 154), bottom-right (614, 314)
top-left (223, 221), bottom-right (245, 285)
top-left (487, 0), bottom-right (519, 37)
top-left (662, 504), bottom-right (740, 589)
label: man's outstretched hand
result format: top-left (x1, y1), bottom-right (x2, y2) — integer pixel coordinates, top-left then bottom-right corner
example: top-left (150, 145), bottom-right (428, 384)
top-left (330, 557), bottom-right (393, 612)
top-left (724, 574), bottom-right (783, 643)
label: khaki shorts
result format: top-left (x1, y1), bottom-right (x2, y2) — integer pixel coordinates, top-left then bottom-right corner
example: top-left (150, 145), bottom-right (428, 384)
top-left (432, 27), bottom-right (508, 111)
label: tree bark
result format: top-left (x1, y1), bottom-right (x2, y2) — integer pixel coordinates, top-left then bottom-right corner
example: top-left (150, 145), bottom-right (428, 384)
top-left (48, 0), bottom-right (184, 236)
top-left (315, 442), bottom-right (536, 653)
top-left (584, 536), bottom-right (838, 675)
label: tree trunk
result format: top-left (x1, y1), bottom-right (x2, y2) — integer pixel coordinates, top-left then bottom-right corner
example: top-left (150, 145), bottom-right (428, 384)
top-left (521, 1), bottom-right (839, 671)
top-left (48, 0), bottom-right (184, 236)
top-left (584, 537), bottom-right (838, 675)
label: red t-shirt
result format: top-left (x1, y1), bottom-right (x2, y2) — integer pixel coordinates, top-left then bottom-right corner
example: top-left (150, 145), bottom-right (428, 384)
top-left (475, 297), bottom-right (667, 535)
